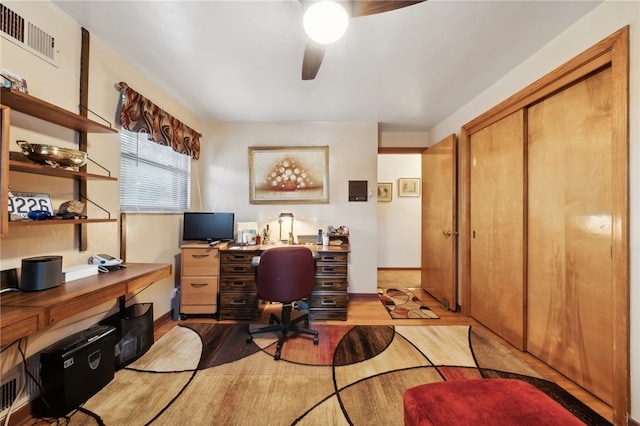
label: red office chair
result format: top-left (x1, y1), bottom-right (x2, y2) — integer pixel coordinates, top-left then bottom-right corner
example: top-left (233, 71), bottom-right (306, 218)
top-left (246, 246), bottom-right (319, 360)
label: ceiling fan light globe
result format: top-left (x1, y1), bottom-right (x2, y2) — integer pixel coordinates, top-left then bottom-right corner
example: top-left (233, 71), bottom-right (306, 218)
top-left (303, 1), bottom-right (349, 45)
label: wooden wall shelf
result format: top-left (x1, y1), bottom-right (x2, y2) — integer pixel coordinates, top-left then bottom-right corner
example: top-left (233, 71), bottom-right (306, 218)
top-left (9, 160), bottom-right (117, 181)
top-left (1, 88), bottom-right (119, 240)
top-left (9, 218), bottom-right (116, 227)
top-left (0, 88), bottom-right (117, 134)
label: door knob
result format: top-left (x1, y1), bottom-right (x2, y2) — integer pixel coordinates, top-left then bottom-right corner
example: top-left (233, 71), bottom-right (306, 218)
top-left (442, 230), bottom-right (459, 237)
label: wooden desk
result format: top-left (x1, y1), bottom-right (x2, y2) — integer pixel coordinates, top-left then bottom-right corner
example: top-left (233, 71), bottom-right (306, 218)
top-left (0, 263), bottom-right (171, 345)
top-left (218, 244), bottom-right (350, 321)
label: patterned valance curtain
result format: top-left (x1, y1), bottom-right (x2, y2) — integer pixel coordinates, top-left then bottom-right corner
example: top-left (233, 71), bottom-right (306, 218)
top-left (118, 82), bottom-right (201, 160)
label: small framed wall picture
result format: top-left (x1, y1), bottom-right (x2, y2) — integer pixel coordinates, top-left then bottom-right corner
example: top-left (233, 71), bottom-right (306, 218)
top-left (398, 178), bottom-right (421, 197)
top-left (377, 182), bottom-right (392, 202)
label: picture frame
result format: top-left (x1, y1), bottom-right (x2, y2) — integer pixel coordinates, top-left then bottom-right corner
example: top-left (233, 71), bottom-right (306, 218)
top-left (249, 146), bottom-right (329, 204)
top-left (398, 178), bottom-right (421, 197)
top-left (377, 182), bottom-right (392, 202)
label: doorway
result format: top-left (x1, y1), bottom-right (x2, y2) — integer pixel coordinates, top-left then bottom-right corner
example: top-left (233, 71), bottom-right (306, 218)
top-left (377, 151), bottom-right (422, 272)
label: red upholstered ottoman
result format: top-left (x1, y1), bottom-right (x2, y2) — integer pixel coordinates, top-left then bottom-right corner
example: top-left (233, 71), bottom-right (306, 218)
top-left (403, 378), bottom-right (585, 426)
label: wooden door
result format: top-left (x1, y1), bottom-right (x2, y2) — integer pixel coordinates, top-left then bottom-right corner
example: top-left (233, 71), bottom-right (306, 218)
top-left (469, 110), bottom-right (525, 350)
top-left (527, 67), bottom-right (613, 404)
top-left (421, 134), bottom-right (457, 310)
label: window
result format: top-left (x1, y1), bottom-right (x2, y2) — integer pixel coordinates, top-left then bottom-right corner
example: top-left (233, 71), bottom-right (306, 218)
top-left (120, 129), bottom-right (190, 212)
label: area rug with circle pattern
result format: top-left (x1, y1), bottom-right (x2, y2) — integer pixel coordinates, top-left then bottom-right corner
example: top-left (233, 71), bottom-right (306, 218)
top-left (377, 287), bottom-right (440, 319)
top-left (62, 323), bottom-right (610, 425)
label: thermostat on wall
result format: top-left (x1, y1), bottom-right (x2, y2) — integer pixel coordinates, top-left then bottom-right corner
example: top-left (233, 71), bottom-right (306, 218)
top-left (348, 180), bottom-right (368, 202)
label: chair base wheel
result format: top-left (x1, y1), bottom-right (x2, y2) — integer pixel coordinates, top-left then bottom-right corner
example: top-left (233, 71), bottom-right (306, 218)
top-left (246, 335), bottom-right (253, 343)
top-left (313, 336), bottom-right (319, 344)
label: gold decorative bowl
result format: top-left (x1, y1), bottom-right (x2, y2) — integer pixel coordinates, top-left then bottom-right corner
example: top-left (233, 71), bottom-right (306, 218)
top-left (17, 140), bottom-right (88, 170)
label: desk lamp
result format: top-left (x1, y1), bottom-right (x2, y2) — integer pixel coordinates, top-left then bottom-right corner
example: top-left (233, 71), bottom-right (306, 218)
top-left (278, 212), bottom-right (294, 243)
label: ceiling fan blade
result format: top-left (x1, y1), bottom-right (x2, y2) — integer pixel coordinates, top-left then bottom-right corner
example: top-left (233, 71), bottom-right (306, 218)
top-left (350, 0), bottom-right (425, 17)
top-left (302, 42), bottom-right (326, 80)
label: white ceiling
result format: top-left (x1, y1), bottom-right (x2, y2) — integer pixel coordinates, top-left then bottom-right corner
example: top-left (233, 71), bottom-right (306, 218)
top-left (53, 0), bottom-right (602, 132)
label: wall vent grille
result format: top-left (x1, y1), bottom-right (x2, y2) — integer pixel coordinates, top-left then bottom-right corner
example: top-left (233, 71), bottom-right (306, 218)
top-left (0, 357), bottom-right (42, 419)
top-left (0, 3), bottom-right (58, 66)
top-left (0, 3), bottom-right (24, 42)
top-left (27, 362), bottom-right (41, 399)
top-left (0, 373), bottom-right (19, 413)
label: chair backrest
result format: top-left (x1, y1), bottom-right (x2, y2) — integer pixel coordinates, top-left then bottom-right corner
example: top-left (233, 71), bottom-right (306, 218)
top-left (256, 246), bottom-right (315, 303)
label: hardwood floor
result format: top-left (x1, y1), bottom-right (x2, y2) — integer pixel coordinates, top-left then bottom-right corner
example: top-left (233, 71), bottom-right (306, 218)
top-left (157, 269), bottom-right (613, 423)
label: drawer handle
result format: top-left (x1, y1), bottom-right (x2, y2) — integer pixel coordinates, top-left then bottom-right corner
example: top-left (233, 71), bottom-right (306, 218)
top-left (230, 282), bottom-right (248, 288)
top-left (322, 256), bottom-right (337, 261)
top-left (190, 283), bottom-right (208, 288)
top-left (192, 254), bottom-right (209, 259)
top-left (321, 282), bottom-right (338, 288)
top-left (320, 300), bottom-right (337, 306)
top-left (230, 299), bottom-right (247, 305)
top-left (230, 255), bottom-right (249, 261)
top-left (321, 267), bottom-right (337, 273)
top-left (230, 267), bottom-right (248, 272)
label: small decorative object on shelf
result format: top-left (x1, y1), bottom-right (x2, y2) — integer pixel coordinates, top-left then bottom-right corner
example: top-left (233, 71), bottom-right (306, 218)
top-left (27, 210), bottom-right (52, 220)
top-left (327, 225), bottom-right (349, 235)
top-left (326, 225), bottom-right (350, 246)
top-left (17, 140), bottom-right (88, 171)
top-left (8, 191), bottom-right (54, 220)
top-left (57, 200), bottom-right (86, 219)
top-left (1, 68), bottom-right (28, 93)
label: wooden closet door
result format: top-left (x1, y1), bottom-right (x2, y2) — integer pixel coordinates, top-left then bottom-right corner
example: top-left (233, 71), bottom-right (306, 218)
top-left (421, 134), bottom-right (457, 310)
top-left (469, 110), bottom-right (525, 350)
top-left (527, 67), bottom-right (613, 404)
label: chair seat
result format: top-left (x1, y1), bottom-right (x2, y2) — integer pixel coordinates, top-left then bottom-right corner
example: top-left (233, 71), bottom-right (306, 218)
top-left (403, 378), bottom-right (585, 426)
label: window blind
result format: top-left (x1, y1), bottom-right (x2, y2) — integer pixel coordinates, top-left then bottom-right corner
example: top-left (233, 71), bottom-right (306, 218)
top-left (120, 129), bottom-right (190, 212)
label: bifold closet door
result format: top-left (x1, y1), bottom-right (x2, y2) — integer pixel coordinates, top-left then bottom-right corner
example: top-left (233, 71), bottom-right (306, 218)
top-left (469, 110), bottom-right (525, 350)
top-left (527, 67), bottom-right (613, 404)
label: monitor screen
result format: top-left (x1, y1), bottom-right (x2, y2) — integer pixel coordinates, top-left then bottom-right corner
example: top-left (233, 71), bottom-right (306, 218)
top-left (182, 212), bottom-right (235, 243)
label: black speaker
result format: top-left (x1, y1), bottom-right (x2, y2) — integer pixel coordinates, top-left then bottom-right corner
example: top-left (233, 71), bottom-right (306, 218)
top-left (20, 255), bottom-right (62, 291)
top-left (348, 180), bottom-right (368, 202)
top-left (40, 325), bottom-right (116, 417)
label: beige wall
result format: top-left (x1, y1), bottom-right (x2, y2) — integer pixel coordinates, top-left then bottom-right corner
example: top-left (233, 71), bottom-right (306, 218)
top-left (199, 121), bottom-right (379, 294)
top-left (378, 131), bottom-right (429, 148)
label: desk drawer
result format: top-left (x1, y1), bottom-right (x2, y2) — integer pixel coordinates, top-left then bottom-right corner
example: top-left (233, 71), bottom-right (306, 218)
top-left (315, 263), bottom-right (347, 276)
top-left (219, 293), bottom-right (259, 310)
top-left (220, 252), bottom-right (257, 264)
top-left (182, 248), bottom-right (220, 276)
top-left (218, 308), bottom-right (260, 321)
top-left (181, 277), bottom-right (218, 305)
top-left (309, 309), bottom-right (347, 321)
top-left (309, 292), bottom-right (348, 309)
top-left (313, 278), bottom-right (348, 292)
top-left (219, 275), bottom-right (256, 292)
top-left (316, 253), bottom-right (348, 263)
top-left (49, 283), bottom-right (126, 326)
top-left (220, 263), bottom-right (254, 274)
top-left (1, 313), bottom-right (41, 346)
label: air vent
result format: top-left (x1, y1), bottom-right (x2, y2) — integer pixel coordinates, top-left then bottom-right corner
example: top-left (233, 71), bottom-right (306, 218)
top-left (0, 3), bottom-right (59, 66)
top-left (0, 373), bottom-right (18, 412)
top-left (0, 357), bottom-right (42, 418)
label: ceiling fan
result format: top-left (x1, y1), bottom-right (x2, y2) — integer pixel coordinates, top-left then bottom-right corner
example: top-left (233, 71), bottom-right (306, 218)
top-left (301, 0), bottom-right (425, 80)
